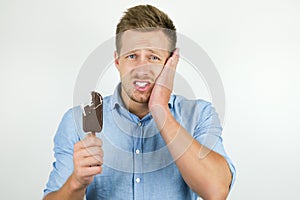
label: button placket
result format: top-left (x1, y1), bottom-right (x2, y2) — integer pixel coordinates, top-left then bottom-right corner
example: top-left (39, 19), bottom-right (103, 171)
top-left (133, 119), bottom-right (144, 199)
top-left (135, 177), bottom-right (141, 183)
top-left (135, 149), bottom-right (140, 154)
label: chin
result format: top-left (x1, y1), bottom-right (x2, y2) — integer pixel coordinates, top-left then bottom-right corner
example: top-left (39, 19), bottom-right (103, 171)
top-left (131, 93), bottom-right (151, 104)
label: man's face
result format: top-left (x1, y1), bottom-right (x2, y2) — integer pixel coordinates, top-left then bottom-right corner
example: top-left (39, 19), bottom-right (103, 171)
top-left (115, 30), bottom-right (171, 104)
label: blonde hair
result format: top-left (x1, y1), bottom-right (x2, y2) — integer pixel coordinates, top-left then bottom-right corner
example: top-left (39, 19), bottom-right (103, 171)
top-left (116, 5), bottom-right (177, 54)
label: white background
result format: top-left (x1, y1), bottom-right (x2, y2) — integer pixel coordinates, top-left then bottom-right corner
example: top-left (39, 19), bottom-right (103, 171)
top-left (1, 0), bottom-right (299, 199)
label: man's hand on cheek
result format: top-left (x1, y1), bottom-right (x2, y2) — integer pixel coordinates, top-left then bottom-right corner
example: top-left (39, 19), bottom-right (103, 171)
top-left (148, 48), bottom-right (179, 125)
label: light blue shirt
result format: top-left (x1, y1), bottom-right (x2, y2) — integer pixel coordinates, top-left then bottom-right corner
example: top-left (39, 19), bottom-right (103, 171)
top-left (44, 84), bottom-right (236, 199)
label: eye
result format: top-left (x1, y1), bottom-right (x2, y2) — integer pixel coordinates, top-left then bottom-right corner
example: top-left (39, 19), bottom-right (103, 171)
top-left (127, 54), bottom-right (136, 59)
top-left (150, 55), bottom-right (160, 61)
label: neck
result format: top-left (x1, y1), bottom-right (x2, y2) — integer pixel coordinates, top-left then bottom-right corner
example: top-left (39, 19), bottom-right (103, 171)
top-left (121, 87), bottom-right (149, 119)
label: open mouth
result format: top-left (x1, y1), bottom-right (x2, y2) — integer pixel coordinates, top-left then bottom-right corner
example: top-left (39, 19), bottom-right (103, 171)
top-left (134, 80), bottom-right (151, 92)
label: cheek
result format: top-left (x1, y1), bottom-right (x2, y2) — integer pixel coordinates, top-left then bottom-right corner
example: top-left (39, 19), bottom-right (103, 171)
top-left (120, 69), bottom-right (129, 79)
top-left (118, 61), bottom-right (131, 76)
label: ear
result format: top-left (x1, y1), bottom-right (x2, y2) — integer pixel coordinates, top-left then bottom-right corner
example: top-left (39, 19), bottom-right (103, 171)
top-left (114, 51), bottom-right (120, 71)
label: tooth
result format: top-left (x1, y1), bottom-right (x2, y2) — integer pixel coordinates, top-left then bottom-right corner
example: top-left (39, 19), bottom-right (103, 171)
top-left (136, 82), bottom-right (147, 87)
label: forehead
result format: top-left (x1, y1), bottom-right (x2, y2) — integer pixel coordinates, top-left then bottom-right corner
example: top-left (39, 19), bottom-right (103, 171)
top-left (120, 30), bottom-right (170, 55)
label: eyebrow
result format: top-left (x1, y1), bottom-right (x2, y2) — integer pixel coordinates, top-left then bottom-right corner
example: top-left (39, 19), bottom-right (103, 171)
top-left (122, 48), bottom-right (163, 57)
top-left (147, 49), bottom-right (163, 56)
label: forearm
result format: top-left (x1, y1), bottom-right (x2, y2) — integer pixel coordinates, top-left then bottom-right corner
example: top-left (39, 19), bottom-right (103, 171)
top-left (43, 173), bottom-right (86, 200)
top-left (152, 109), bottom-right (232, 199)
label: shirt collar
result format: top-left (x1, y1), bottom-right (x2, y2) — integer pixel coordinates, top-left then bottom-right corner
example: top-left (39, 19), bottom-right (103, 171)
top-left (110, 83), bottom-right (175, 110)
top-left (110, 83), bottom-right (126, 110)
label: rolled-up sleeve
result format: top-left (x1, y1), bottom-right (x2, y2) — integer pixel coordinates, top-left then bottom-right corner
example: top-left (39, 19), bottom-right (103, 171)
top-left (193, 102), bottom-right (236, 190)
top-left (43, 108), bottom-right (80, 197)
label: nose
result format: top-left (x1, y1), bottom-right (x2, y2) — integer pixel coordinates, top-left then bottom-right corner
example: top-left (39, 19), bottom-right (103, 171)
top-left (136, 52), bottom-right (149, 66)
top-left (134, 63), bottom-right (151, 78)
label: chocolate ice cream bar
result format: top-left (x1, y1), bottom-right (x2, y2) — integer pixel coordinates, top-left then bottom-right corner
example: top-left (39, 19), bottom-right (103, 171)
top-left (82, 91), bottom-right (103, 133)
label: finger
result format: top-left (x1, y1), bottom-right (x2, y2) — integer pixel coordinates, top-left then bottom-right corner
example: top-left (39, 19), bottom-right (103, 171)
top-left (87, 132), bottom-right (96, 137)
top-left (155, 67), bottom-right (175, 91)
top-left (85, 146), bottom-right (104, 157)
top-left (154, 48), bottom-right (179, 91)
top-left (155, 58), bottom-right (178, 91)
top-left (77, 155), bottom-right (103, 167)
top-left (165, 48), bottom-right (180, 69)
top-left (75, 146), bottom-right (103, 159)
top-left (85, 165), bottom-right (102, 176)
top-left (76, 165), bottom-right (102, 177)
top-left (80, 146), bottom-right (104, 157)
top-left (174, 47), bottom-right (180, 55)
top-left (79, 136), bottom-right (103, 149)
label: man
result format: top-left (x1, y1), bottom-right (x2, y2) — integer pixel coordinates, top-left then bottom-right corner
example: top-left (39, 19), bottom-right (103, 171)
top-left (44, 4), bottom-right (235, 200)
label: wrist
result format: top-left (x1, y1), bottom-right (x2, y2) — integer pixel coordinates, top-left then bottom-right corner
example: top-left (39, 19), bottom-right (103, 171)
top-left (69, 173), bottom-right (87, 192)
top-left (150, 105), bottom-right (177, 131)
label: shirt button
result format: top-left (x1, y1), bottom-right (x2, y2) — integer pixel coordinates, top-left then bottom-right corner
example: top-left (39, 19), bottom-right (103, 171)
top-left (137, 122), bottom-right (142, 126)
top-left (135, 149), bottom-right (140, 154)
top-left (136, 177), bottom-right (141, 183)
